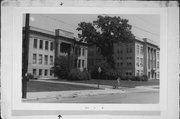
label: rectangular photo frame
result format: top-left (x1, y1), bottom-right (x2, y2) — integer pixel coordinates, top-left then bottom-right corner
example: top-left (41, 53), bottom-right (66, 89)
top-left (1, 5), bottom-right (179, 119)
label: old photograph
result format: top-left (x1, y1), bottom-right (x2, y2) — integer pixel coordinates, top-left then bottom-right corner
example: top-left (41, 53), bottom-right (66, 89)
top-left (1, 1), bottom-right (179, 118)
top-left (21, 14), bottom-right (160, 104)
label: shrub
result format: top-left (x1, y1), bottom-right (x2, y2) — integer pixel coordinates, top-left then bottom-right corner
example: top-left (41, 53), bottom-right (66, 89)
top-left (52, 56), bottom-right (69, 79)
top-left (26, 73), bottom-right (34, 81)
top-left (67, 68), bottom-right (91, 81)
top-left (90, 62), bottom-right (121, 80)
top-left (130, 76), bottom-right (140, 81)
top-left (121, 76), bottom-right (131, 81)
top-left (128, 76), bottom-right (135, 81)
top-left (142, 75), bottom-right (148, 81)
top-left (106, 69), bottom-right (121, 80)
top-left (130, 75), bottom-right (148, 81)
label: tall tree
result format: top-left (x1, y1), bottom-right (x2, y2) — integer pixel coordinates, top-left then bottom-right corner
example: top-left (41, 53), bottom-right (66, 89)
top-left (77, 15), bottom-right (135, 68)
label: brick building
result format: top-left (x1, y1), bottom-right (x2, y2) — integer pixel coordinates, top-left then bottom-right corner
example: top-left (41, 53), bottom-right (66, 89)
top-left (88, 37), bottom-right (160, 80)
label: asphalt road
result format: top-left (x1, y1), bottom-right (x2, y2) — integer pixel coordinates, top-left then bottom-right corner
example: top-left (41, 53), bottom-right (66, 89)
top-left (30, 88), bottom-right (159, 104)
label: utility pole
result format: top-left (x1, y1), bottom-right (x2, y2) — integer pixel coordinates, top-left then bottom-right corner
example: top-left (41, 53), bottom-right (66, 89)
top-left (22, 13), bottom-right (30, 98)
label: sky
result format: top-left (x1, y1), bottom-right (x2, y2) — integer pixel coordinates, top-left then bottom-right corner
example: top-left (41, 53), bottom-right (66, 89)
top-left (23, 14), bottom-right (160, 45)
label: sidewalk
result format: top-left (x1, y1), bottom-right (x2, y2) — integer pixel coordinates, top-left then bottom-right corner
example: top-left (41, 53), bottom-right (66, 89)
top-left (135, 85), bottom-right (159, 91)
top-left (23, 88), bottom-right (125, 101)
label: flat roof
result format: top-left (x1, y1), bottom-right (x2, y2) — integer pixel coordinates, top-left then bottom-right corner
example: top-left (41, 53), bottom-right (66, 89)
top-left (30, 26), bottom-right (55, 36)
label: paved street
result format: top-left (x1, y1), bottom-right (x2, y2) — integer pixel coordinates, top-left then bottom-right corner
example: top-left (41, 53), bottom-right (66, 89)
top-left (25, 86), bottom-right (159, 104)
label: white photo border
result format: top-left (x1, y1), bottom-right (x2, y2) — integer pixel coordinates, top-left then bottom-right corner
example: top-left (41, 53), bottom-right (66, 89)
top-left (12, 7), bottom-right (164, 111)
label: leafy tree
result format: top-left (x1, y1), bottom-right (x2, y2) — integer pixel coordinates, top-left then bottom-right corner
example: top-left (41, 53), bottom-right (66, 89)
top-left (77, 15), bottom-right (135, 68)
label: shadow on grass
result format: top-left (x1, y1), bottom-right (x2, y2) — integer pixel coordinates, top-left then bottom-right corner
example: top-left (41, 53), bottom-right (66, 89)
top-left (27, 81), bottom-right (98, 92)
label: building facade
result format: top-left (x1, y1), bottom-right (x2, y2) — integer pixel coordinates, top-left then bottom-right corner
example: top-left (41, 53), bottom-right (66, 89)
top-left (88, 37), bottom-right (160, 80)
top-left (23, 26), bottom-right (88, 79)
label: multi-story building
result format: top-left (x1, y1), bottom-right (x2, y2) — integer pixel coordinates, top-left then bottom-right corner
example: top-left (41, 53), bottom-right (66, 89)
top-left (88, 37), bottom-right (160, 80)
top-left (143, 38), bottom-right (160, 80)
top-left (23, 26), bottom-right (88, 79)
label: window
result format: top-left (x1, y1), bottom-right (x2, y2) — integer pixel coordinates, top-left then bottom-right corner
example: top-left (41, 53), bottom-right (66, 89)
top-left (126, 70), bottom-right (132, 76)
top-left (137, 45), bottom-right (139, 55)
top-left (33, 54), bottom-right (37, 64)
top-left (129, 57), bottom-right (132, 60)
top-left (33, 39), bottom-right (37, 48)
top-left (74, 59), bottom-right (78, 67)
top-left (82, 60), bottom-right (85, 67)
top-left (44, 55), bottom-right (48, 65)
top-left (129, 72), bottom-right (132, 76)
top-left (140, 46), bottom-right (143, 55)
top-left (50, 42), bottom-right (53, 51)
top-left (127, 62), bottom-right (132, 66)
top-left (157, 52), bottom-right (159, 60)
top-left (44, 69), bottom-right (48, 76)
top-left (39, 40), bottom-right (43, 49)
top-left (157, 61), bottom-right (159, 68)
top-left (140, 58), bottom-right (143, 67)
top-left (45, 41), bottom-right (48, 50)
top-left (39, 69), bottom-right (42, 76)
top-left (136, 57), bottom-right (139, 67)
top-left (80, 48), bottom-right (82, 56)
top-left (33, 69), bottom-right (36, 75)
top-left (126, 72), bottom-right (128, 76)
top-left (50, 56), bottom-right (53, 65)
top-left (50, 70), bottom-right (53, 76)
top-left (39, 54), bottom-right (43, 64)
top-left (120, 62), bottom-right (123, 66)
top-left (82, 48), bottom-right (85, 56)
top-left (137, 70), bottom-right (140, 76)
top-left (157, 72), bottom-right (159, 78)
top-left (78, 59), bottom-right (81, 68)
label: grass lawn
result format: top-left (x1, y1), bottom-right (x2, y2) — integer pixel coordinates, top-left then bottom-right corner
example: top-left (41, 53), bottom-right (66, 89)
top-left (27, 81), bottom-right (98, 92)
top-left (27, 79), bottom-right (159, 92)
top-left (78, 80), bottom-right (159, 88)
top-left (50, 79), bottom-right (159, 88)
